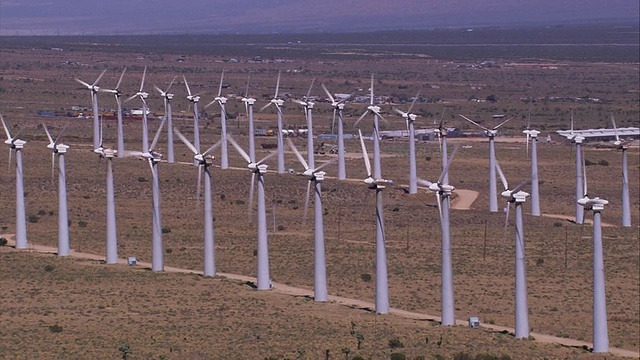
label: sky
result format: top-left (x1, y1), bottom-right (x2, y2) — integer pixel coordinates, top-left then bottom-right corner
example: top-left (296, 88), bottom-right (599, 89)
top-left (0, 0), bottom-right (638, 35)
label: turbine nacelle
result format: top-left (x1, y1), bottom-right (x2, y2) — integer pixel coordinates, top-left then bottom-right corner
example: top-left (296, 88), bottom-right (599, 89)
top-left (523, 129), bottom-right (540, 138)
top-left (12, 139), bottom-right (26, 149)
top-left (55, 144), bottom-right (69, 154)
top-left (187, 95), bottom-right (200, 103)
top-left (502, 189), bottom-right (530, 203)
top-left (578, 196), bottom-right (608, 211)
top-left (573, 135), bottom-right (585, 144)
top-left (365, 177), bottom-right (393, 189)
top-left (194, 153), bottom-right (214, 165)
top-left (215, 96), bottom-right (227, 104)
top-left (242, 97), bottom-right (256, 105)
top-left (103, 148), bottom-right (116, 158)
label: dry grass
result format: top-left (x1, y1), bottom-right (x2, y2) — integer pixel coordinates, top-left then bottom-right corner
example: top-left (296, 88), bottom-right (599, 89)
top-left (0, 45), bottom-right (638, 359)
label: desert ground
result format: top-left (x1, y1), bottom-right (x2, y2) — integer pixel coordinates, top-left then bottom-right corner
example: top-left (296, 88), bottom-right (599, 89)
top-left (0, 30), bottom-right (638, 359)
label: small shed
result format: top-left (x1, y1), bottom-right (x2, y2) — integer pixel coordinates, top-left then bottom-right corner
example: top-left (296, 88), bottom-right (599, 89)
top-left (468, 317), bottom-right (480, 328)
top-left (127, 257), bottom-right (138, 266)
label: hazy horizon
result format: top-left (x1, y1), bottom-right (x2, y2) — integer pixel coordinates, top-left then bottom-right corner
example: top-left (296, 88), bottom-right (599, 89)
top-left (1, 0), bottom-right (638, 36)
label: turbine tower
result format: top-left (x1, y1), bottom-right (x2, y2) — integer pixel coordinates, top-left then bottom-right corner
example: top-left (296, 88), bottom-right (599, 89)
top-left (578, 166), bottom-right (610, 353)
top-left (128, 119), bottom-right (167, 272)
top-left (1, 115), bottom-right (27, 249)
top-left (523, 126), bottom-right (541, 216)
top-left (241, 76), bottom-right (257, 164)
top-left (95, 146), bottom-right (119, 264)
top-left (100, 67), bottom-right (127, 156)
top-left (155, 77), bottom-right (177, 163)
top-left (288, 138), bottom-right (334, 302)
top-left (459, 114), bottom-right (512, 212)
top-left (393, 91), bottom-right (420, 194)
top-left (495, 161), bottom-right (531, 339)
top-left (75, 69), bottom-right (106, 150)
top-left (259, 71), bottom-right (286, 174)
top-left (611, 115), bottom-right (631, 227)
top-left (228, 135), bottom-right (277, 290)
top-left (358, 128), bottom-right (392, 314)
top-left (44, 125), bottom-right (70, 257)
top-left (321, 83), bottom-right (347, 180)
top-left (417, 147), bottom-right (458, 326)
top-left (174, 128), bottom-right (223, 277)
top-left (205, 71), bottom-right (230, 169)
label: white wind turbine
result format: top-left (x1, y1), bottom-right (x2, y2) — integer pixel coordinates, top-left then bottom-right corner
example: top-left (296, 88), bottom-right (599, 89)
top-left (75, 69), bottom-right (106, 150)
top-left (495, 160), bottom-right (531, 339)
top-left (353, 73), bottom-right (388, 184)
top-left (577, 159), bottom-right (610, 353)
top-left (174, 128), bottom-right (223, 277)
top-left (417, 146), bottom-right (458, 326)
top-left (125, 66), bottom-right (151, 155)
top-left (611, 115), bottom-right (631, 227)
top-left (93, 143), bottom-right (119, 264)
top-left (155, 77), bottom-right (177, 163)
top-left (127, 118), bottom-right (167, 272)
top-left (44, 125), bottom-right (70, 257)
top-left (2, 115), bottom-right (27, 249)
top-left (523, 111), bottom-right (541, 217)
top-left (288, 138), bottom-right (335, 302)
top-left (183, 75), bottom-right (203, 155)
top-left (358, 128), bottom-right (393, 314)
top-left (259, 71), bottom-right (286, 174)
top-left (292, 79), bottom-right (316, 171)
top-left (228, 135), bottom-right (277, 290)
top-left (393, 91), bottom-right (420, 194)
top-left (100, 67), bottom-right (127, 157)
top-left (321, 83), bottom-right (347, 180)
top-left (459, 114), bottom-right (513, 212)
top-left (241, 76), bottom-right (257, 166)
top-left (205, 71), bottom-right (230, 169)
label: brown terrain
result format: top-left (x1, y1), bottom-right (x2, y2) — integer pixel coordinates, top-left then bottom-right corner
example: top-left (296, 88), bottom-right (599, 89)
top-left (0, 37), bottom-right (638, 359)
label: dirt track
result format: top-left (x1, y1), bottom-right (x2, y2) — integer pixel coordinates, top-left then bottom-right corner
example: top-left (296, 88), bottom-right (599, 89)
top-left (2, 233), bottom-right (637, 359)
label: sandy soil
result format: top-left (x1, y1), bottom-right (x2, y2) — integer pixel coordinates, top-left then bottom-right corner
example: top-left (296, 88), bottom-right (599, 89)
top-left (2, 233), bottom-right (637, 359)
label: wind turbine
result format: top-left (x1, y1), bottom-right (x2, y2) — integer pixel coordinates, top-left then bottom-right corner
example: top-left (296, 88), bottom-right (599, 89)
top-left (292, 79), bottom-right (316, 171)
top-left (459, 114), bottom-right (512, 212)
top-left (358, 128), bottom-right (393, 314)
top-left (241, 76), bottom-right (257, 165)
top-left (417, 147), bottom-right (458, 326)
top-left (174, 128), bottom-right (223, 277)
top-left (321, 83), bottom-right (347, 180)
top-left (125, 66), bottom-right (150, 155)
top-left (259, 71), bottom-right (286, 174)
top-left (577, 161), bottom-right (610, 353)
top-left (44, 125), bottom-right (70, 257)
top-left (2, 115), bottom-right (27, 249)
top-left (393, 91), bottom-right (420, 194)
top-left (100, 67), bottom-right (127, 157)
top-left (184, 75), bottom-right (203, 155)
top-left (611, 115), bottom-right (631, 227)
top-left (155, 77), bottom-right (177, 163)
top-left (127, 119), bottom-right (167, 272)
top-left (354, 73), bottom-right (388, 182)
top-left (228, 135), bottom-right (277, 290)
top-left (75, 69), bottom-right (106, 150)
top-left (205, 71), bottom-right (230, 169)
top-left (94, 145), bottom-right (119, 264)
top-left (523, 113), bottom-right (541, 216)
top-left (288, 138), bottom-right (335, 302)
top-left (495, 161), bottom-right (531, 339)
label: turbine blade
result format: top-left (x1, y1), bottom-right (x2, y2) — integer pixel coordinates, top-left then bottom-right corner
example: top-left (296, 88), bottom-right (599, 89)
top-left (122, 150), bottom-right (145, 158)
top-left (582, 148), bottom-right (588, 196)
top-left (407, 91), bottom-right (420, 114)
top-left (244, 75), bottom-right (251, 98)
top-left (51, 153), bottom-right (55, 182)
top-left (493, 116), bottom-right (513, 130)
top-left (228, 135), bottom-right (251, 163)
top-left (611, 114), bottom-right (620, 142)
top-left (459, 114), bottom-right (490, 131)
top-left (304, 180), bottom-right (311, 220)
top-left (393, 108), bottom-right (406, 116)
top-left (358, 129), bottom-right (372, 178)
top-left (495, 159), bottom-right (509, 190)
top-left (353, 110), bottom-right (369, 128)
top-left (75, 78), bottom-right (91, 88)
top-left (416, 178), bottom-right (433, 188)
top-left (526, 133), bottom-right (530, 156)
top-left (0, 114), bottom-right (11, 140)
top-left (331, 108), bottom-right (337, 134)
top-left (92, 69), bottom-right (107, 87)
top-left (321, 83), bottom-right (335, 103)
top-left (197, 164), bottom-right (202, 201)
top-left (436, 192), bottom-right (443, 224)
top-left (512, 179), bottom-right (531, 194)
top-left (183, 76), bottom-right (192, 96)
top-left (313, 158), bottom-right (336, 173)
top-left (149, 118), bottom-right (167, 152)
top-left (305, 78), bottom-right (315, 99)
top-left (257, 151), bottom-right (277, 166)
top-left (154, 85), bottom-right (163, 95)
top-left (217, 70), bottom-right (224, 97)
top-left (438, 146), bottom-right (459, 184)
top-left (369, 73), bottom-right (374, 105)
top-left (43, 124), bottom-right (54, 146)
top-left (139, 66), bottom-right (147, 92)
top-left (502, 202), bottom-right (511, 256)
top-left (203, 137), bottom-right (224, 157)
top-left (248, 172), bottom-right (256, 222)
top-left (287, 138), bottom-right (309, 170)
top-left (259, 102), bottom-right (272, 112)
top-left (174, 127), bottom-right (198, 155)
top-left (115, 67), bottom-right (127, 90)
top-left (274, 70), bottom-right (281, 98)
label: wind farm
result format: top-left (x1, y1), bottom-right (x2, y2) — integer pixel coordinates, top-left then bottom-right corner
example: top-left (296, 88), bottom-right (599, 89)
top-left (0, 32), bottom-right (638, 359)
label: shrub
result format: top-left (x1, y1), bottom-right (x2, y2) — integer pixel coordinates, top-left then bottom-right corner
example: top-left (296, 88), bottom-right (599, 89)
top-left (48, 324), bottom-right (63, 333)
top-left (118, 343), bottom-right (132, 360)
top-left (137, 176), bottom-right (147, 182)
top-left (44, 265), bottom-right (55, 272)
top-left (165, 248), bottom-right (173, 254)
top-left (453, 353), bottom-right (472, 360)
top-left (276, 224), bottom-right (285, 231)
top-left (553, 222), bottom-right (563, 227)
top-left (161, 226), bottom-right (171, 234)
top-left (27, 215), bottom-right (40, 223)
top-left (390, 353), bottom-right (406, 360)
top-left (220, 194), bottom-right (226, 200)
top-left (235, 200), bottom-right (245, 205)
top-left (598, 159), bottom-right (609, 166)
top-left (0, 237), bottom-right (7, 246)
top-left (360, 273), bottom-right (372, 282)
top-left (536, 258), bottom-right (544, 266)
top-left (78, 220), bottom-right (87, 228)
top-left (37, 209), bottom-right (47, 216)
top-left (388, 338), bottom-right (404, 349)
